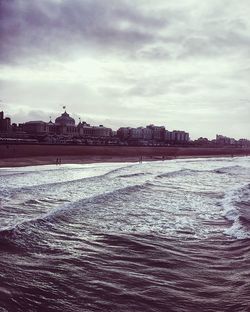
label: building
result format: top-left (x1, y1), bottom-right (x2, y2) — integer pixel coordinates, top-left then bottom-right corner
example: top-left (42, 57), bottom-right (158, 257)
top-left (165, 130), bottom-right (189, 143)
top-left (54, 111), bottom-right (77, 136)
top-left (130, 127), bottom-right (144, 140)
top-left (142, 127), bottom-right (153, 140)
top-left (172, 130), bottom-right (189, 143)
top-left (117, 125), bottom-right (190, 145)
top-left (216, 135), bottom-right (236, 145)
top-left (238, 138), bottom-right (250, 147)
top-left (117, 127), bottom-right (131, 140)
top-left (117, 126), bottom-right (153, 142)
top-left (146, 125), bottom-right (165, 141)
top-left (0, 111), bottom-right (11, 133)
top-left (0, 108), bottom-right (194, 146)
top-left (77, 122), bottom-right (112, 138)
top-left (23, 121), bottom-right (49, 135)
top-left (20, 109), bottom-right (112, 141)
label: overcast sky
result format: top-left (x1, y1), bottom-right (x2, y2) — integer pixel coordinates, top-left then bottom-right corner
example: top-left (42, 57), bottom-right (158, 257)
top-left (1, 0), bottom-right (250, 139)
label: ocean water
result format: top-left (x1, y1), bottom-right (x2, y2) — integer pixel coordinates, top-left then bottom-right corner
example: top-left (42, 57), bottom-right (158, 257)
top-left (0, 157), bottom-right (250, 312)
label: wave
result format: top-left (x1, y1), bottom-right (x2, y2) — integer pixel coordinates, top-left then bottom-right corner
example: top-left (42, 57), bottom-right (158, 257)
top-left (213, 165), bottom-right (249, 175)
top-left (156, 168), bottom-right (208, 179)
top-left (118, 172), bottom-right (150, 178)
top-left (0, 163), bottom-right (139, 195)
top-left (0, 166), bottom-right (72, 176)
top-left (157, 162), bottom-right (249, 180)
top-left (1, 174), bottom-right (100, 194)
top-left (102, 163), bottom-right (140, 177)
top-left (1, 158), bottom-right (249, 245)
top-left (41, 182), bottom-right (151, 223)
top-left (0, 182), bottom-right (152, 240)
top-left (222, 183), bottom-right (250, 239)
top-left (175, 157), bottom-right (235, 163)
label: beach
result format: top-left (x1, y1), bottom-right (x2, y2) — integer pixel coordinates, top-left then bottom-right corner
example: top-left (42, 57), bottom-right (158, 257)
top-left (0, 144), bottom-right (249, 167)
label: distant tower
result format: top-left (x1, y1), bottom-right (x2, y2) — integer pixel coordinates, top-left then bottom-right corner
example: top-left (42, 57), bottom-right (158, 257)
top-left (0, 101), bottom-right (3, 122)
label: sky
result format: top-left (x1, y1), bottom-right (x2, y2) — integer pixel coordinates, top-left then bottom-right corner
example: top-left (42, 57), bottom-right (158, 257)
top-left (0, 0), bottom-right (250, 139)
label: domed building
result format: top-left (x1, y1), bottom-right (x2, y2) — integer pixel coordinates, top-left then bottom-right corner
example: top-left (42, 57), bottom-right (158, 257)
top-left (20, 108), bottom-right (113, 142)
top-left (54, 110), bottom-right (77, 136)
top-left (55, 111), bottom-right (75, 126)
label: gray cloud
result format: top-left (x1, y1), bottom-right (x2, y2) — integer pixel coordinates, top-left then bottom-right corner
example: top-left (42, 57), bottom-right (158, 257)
top-left (0, 0), bottom-right (250, 139)
top-left (0, 0), bottom-right (168, 64)
top-left (2, 0), bottom-right (250, 64)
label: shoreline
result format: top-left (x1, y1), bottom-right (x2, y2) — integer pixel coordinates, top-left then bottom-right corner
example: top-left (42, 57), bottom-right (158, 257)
top-left (0, 154), bottom-right (249, 168)
top-left (0, 144), bottom-right (249, 168)
top-left (0, 155), bottom-right (149, 168)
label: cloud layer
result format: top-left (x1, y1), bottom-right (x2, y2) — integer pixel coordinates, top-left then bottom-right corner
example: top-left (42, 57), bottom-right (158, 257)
top-left (0, 0), bottom-right (250, 139)
top-left (0, 0), bottom-right (167, 63)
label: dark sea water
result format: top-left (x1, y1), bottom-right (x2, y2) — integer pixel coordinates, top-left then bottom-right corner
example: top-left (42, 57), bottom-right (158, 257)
top-left (0, 157), bottom-right (250, 312)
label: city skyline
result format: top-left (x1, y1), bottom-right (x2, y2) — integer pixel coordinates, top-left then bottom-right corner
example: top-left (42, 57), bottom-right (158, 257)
top-left (1, 0), bottom-right (250, 140)
top-left (1, 107), bottom-right (249, 143)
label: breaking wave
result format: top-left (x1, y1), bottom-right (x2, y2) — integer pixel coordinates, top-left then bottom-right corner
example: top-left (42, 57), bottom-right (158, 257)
top-left (223, 183), bottom-right (250, 239)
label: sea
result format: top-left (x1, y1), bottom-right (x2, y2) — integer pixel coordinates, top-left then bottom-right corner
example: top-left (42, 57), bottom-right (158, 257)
top-left (0, 156), bottom-right (249, 312)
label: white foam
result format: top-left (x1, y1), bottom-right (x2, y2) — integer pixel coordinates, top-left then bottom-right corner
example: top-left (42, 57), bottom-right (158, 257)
top-left (222, 184), bottom-right (250, 239)
top-left (1, 155), bottom-right (250, 239)
top-left (224, 219), bottom-right (250, 239)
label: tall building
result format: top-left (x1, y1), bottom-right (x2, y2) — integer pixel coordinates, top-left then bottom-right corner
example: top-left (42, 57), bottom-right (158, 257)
top-left (0, 111), bottom-right (11, 133)
top-left (165, 130), bottom-right (189, 143)
top-left (117, 127), bottom-right (131, 140)
top-left (146, 125), bottom-right (165, 141)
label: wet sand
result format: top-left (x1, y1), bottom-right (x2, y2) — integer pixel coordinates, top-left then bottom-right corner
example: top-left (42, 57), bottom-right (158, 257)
top-left (0, 155), bottom-right (155, 167)
top-left (0, 144), bottom-right (249, 167)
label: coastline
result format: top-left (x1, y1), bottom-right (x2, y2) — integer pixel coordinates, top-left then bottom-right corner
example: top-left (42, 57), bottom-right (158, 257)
top-left (0, 144), bottom-right (249, 168)
top-left (0, 155), bottom-right (155, 168)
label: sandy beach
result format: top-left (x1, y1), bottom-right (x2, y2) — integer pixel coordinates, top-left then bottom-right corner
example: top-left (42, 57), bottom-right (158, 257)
top-left (0, 144), bottom-right (249, 167)
top-left (0, 155), bottom-right (155, 167)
